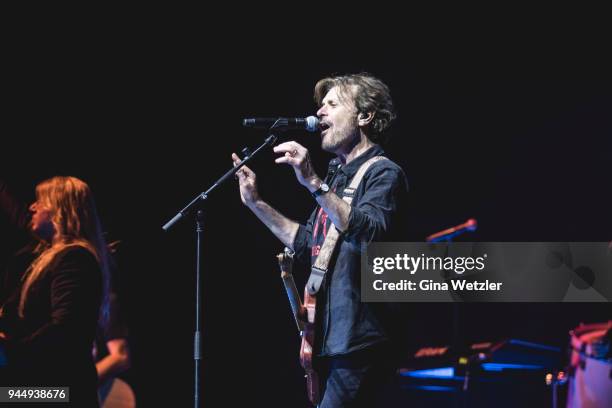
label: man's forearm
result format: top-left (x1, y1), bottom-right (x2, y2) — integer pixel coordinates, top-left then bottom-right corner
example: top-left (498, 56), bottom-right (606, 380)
top-left (247, 200), bottom-right (300, 249)
top-left (96, 339), bottom-right (131, 383)
top-left (306, 178), bottom-right (352, 232)
top-left (96, 354), bottom-right (129, 383)
top-left (313, 192), bottom-right (351, 232)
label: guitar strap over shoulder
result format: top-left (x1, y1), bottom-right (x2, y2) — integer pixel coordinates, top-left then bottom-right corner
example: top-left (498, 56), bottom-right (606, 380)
top-left (306, 156), bottom-right (388, 295)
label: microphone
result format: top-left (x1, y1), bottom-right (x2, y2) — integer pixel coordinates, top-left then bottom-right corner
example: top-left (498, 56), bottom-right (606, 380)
top-left (242, 116), bottom-right (320, 132)
top-left (426, 218), bottom-right (478, 242)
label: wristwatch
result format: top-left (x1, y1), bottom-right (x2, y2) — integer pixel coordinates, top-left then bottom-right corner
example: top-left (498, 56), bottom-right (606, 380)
top-left (311, 182), bottom-right (330, 199)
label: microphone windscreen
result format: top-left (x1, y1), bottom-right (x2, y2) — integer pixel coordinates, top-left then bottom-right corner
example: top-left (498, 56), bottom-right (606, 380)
top-left (305, 116), bottom-right (320, 133)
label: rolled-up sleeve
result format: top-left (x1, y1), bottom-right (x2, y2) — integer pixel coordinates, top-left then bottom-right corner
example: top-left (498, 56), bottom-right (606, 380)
top-left (343, 164), bottom-right (407, 243)
top-left (292, 219), bottom-right (313, 266)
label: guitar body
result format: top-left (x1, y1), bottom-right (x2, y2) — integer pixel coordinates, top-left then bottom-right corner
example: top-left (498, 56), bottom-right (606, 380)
top-left (99, 378), bottom-right (136, 408)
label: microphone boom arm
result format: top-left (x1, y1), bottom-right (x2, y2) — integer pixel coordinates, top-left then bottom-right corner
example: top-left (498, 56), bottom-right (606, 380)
top-left (162, 133), bottom-right (278, 231)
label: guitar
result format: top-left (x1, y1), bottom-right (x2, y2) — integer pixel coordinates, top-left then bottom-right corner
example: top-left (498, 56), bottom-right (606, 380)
top-left (98, 377), bottom-right (136, 408)
top-left (277, 248), bottom-right (320, 406)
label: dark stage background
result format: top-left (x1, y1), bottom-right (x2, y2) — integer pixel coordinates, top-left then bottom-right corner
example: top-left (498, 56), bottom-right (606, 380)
top-left (1, 49), bottom-right (611, 406)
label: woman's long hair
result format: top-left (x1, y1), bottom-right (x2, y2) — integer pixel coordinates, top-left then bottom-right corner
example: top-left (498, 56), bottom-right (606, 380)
top-left (18, 176), bottom-right (110, 326)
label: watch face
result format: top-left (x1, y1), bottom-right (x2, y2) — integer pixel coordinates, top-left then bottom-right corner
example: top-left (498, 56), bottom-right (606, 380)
top-left (312, 183), bottom-right (330, 198)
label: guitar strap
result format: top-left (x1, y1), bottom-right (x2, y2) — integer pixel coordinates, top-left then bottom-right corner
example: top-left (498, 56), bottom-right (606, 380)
top-left (306, 156), bottom-right (388, 295)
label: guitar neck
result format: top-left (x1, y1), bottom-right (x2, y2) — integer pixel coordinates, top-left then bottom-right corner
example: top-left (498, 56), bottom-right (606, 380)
top-left (278, 249), bottom-right (305, 333)
top-left (281, 271), bottom-right (304, 333)
top-left (277, 248), bottom-right (320, 406)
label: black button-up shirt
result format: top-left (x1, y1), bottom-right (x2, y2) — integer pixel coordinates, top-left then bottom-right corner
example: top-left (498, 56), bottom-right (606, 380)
top-left (293, 145), bottom-right (409, 356)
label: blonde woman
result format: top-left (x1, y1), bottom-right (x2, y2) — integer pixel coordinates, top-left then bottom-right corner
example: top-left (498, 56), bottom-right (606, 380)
top-left (0, 176), bottom-right (110, 406)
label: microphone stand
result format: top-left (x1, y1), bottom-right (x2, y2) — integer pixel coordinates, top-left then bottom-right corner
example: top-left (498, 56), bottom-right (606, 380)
top-left (162, 133), bottom-right (279, 408)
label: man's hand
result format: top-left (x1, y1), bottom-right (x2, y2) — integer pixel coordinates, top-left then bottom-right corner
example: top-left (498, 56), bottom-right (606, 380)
top-left (232, 153), bottom-right (260, 207)
top-left (231, 152), bottom-right (300, 248)
top-left (273, 141), bottom-right (321, 192)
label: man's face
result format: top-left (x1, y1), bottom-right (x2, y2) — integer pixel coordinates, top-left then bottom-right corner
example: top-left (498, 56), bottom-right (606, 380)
top-left (316, 86), bottom-right (360, 154)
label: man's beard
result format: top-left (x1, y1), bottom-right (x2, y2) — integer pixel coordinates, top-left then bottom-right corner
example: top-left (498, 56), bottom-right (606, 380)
top-left (321, 130), bottom-right (343, 153)
top-left (321, 125), bottom-right (359, 154)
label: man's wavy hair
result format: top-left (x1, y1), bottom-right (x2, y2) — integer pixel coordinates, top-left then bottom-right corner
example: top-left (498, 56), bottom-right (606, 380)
top-left (314, 73), bottom-right (396, 144)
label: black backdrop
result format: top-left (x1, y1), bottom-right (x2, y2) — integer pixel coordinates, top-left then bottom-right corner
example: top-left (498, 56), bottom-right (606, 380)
top-left (2, 43), bottom-right (611, 406)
